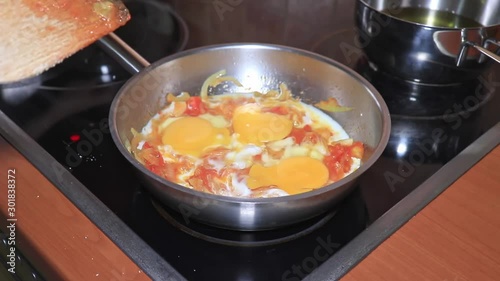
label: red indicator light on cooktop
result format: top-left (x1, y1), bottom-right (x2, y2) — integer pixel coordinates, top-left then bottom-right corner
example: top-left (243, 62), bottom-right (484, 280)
top-left (69, 134), bottom-right (81, 142)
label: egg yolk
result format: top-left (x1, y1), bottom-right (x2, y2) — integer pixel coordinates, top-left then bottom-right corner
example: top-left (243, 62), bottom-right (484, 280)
top-left (232, 104), bottom-right (293, 144)
top-left (247, 156), bottom-right (329, 195)
top-left (161, 117), bottom-right (229, 157)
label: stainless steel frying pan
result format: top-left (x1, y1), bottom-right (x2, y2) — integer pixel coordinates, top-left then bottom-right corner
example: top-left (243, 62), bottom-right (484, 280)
top-left (98, 33), bottom-right (391, 231)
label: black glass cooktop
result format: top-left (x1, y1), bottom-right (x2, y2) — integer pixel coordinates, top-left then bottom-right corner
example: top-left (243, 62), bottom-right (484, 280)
top-left (1, 1), bottom-right (499, 280)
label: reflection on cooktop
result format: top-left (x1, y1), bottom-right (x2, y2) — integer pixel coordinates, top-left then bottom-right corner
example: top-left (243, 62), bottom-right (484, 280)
top-left (127, 183), bottom-right (367, 281)
top-left (150, 196), bottom-right (339, 247)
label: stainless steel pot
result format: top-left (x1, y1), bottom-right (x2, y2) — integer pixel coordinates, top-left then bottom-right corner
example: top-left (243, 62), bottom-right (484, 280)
top-left (356, 0), bottom-right (500, 84)
top-left (103, 36), bottom-right (391, 231)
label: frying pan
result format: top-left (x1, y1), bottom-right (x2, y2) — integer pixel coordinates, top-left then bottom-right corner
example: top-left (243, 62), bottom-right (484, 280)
top-left (356, 0), bottom-right (500, 84)
top-left (99, 33), bottom-right (391, 231)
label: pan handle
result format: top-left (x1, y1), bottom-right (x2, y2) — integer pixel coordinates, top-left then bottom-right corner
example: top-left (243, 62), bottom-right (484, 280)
top-left (456, 40), bottom-right (500, 67)
top-left (97, 32), bottom-right (151, 74)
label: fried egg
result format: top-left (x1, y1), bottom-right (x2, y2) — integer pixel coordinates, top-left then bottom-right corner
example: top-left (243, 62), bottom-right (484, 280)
top-left (232, 103), bottom-right (294, 144)
top-left (132, 81), bottom-right (363, 198)
top-left (160, 116), bottom-right (230, 157)
top-left (247, 156), bottom-right (330, 195)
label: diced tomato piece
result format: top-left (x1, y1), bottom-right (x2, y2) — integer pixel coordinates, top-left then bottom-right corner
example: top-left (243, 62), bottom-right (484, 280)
top-left (288, 125), bottom-right (312, 144)
top-left (341, 154), bottom-right (353, 173)
top-left (266, 106), bottom-right (289, 115)
top-left (289, 128), bottom-right (306, 144)
top-left (207, 97), bottom-right (252, 120)
top-left (184, 96), bottom-right (206, 116)
top-left (140, 142), bottom-right (166, 176)
top-left (351, 141), bottom-right (364, 159)
top-left (147, 164), bottom-right (162, 176)
top-left (302, 132), bottom-right (320, 144)
top-left (163, 163), bottom-right (180, 181)
top-left (323, 156), bottom-right (343, 182)
top-left (195, 166), bottom-right (219, 189)
top-left (220, 99), bottom-right (240, 119)
top-left (323, 143), bottom-right (354, 181)
top-left (327, 144), bottom-right (345, 160)
top-left (142, 142), bottom-right (152, 149)
top-left (141, 148), bottom-right (162, 166)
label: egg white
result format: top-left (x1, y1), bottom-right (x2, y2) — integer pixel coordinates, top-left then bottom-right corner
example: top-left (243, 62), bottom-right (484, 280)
top-left (138, 94), bottom-right (360, 197)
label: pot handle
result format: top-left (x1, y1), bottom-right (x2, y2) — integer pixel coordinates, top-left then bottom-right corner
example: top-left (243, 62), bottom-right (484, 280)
top-left (457, 39), bottom-right (500, 67)
top-left (97, 32), bottom-right (151, 74)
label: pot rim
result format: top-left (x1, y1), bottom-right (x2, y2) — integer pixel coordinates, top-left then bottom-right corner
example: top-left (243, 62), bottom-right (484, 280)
top-left (358, 0), bottom-right (500, 29)
top-left (109, 42), bottom-right (392, 205)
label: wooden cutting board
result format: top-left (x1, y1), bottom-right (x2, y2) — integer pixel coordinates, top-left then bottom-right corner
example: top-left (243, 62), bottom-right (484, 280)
top-left (0, 0), bottom-right (130, 84)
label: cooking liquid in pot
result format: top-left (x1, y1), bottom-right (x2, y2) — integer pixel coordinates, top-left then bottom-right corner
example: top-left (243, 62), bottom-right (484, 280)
top-left (383, 7), bottom-right (483, 28)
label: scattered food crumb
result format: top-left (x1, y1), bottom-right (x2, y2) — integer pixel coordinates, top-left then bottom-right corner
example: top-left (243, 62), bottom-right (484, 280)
top-left (95, 273), bottom-right (99, 277)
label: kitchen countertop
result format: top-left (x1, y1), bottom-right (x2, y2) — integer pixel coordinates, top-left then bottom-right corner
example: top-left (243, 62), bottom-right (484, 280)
top-left (342, 143), bottom-right (500, 281)
top-left (0, 135), bottom-right (150, 281)
top-left (0, 127), bottom-right (498, 280)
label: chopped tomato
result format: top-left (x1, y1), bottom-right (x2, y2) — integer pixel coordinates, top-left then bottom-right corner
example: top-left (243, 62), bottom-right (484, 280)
top-left (184, 96), bottom-right (206, 116)
top-left (163, 163), bottom-right (181, 182)
top-left (212, 97), bottom-right (253, 120)
top-left (194, 166), bottom-right (219, 189)
top-left (289, 128), bottom-right (305, 144)
top-left (140, 140), bottom-right (196, 182)
top-left (140, 142), bottom-right (168, 177)
top-left (351, 141), bottom-right (364, 159)
top-left (142, 142), bottom-right (152, 149)
top-left (265, 106), bottom-right (289, 115)
top-left (323, 143), bottom-right (353, 182)
top-left (324, 157), bottom-right (343, 182)
top-left (288, 125), bottom-right (312, 144)
top-left (141, 148), bottom-right (162, 166)
top-left (327, 144), bottom-right (346, 160)
top-left (146, 164), bottom-right (163, 176)
top-left (302, 132), bottom-right (320, 144)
